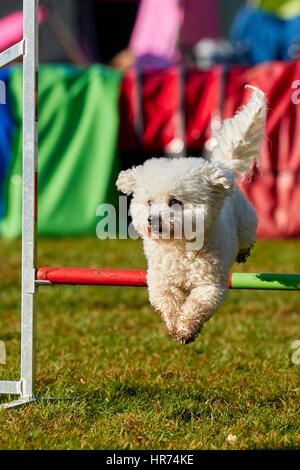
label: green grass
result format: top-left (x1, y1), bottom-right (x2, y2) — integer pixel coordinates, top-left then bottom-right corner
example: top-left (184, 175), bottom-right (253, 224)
top-left (0, 237), bottom-right (299, 450)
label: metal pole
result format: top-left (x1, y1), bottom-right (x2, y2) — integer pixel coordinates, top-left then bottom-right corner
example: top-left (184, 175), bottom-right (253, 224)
top-left (20, 0), bottom-right (39, 400)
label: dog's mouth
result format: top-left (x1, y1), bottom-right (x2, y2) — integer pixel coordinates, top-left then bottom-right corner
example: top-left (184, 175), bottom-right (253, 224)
top-left (147, 216), bottom-right (175, 238)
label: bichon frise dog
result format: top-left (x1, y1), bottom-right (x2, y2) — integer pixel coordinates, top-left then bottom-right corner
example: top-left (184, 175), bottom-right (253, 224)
top-left (116, 86), bottom-right (266, 344)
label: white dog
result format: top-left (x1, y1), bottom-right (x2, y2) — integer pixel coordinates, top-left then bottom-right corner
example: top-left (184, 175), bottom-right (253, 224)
top-left (116, 86), bottom-right (266, 343)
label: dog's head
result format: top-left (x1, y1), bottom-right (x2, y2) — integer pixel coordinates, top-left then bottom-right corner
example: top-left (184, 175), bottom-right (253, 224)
top-left (116, 157), bottom-right (235, 244)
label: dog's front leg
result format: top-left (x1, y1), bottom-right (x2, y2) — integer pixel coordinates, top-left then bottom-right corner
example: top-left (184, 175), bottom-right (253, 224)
top-left (174, 283), bottom-right (228, 343)
top-left (147, 273), bottom-right (186, 334)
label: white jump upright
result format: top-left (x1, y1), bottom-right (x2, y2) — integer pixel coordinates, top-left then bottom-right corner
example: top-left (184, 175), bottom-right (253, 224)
top-left (0, 0), bottom-right (39, 408)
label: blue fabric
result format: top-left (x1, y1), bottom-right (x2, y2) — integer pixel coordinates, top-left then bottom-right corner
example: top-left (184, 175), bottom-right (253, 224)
top-left (283, 14), bottom-right (300, 60)
top-left (0, 69), bottom-right (15, 221)
top-left (231, 6), bottom-right (300, 64)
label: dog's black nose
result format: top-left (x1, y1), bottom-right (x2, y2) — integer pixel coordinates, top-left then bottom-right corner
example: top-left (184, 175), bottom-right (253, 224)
top-left (147, 216), bottom-right (152, 226)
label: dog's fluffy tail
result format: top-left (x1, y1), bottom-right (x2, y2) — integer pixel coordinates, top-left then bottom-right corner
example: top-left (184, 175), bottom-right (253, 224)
top-left (211, 86), bottom-right (266, 174)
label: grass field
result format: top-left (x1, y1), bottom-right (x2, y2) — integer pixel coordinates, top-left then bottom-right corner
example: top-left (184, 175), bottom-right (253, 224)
top-left (0, 237), bottom-right (299, 450)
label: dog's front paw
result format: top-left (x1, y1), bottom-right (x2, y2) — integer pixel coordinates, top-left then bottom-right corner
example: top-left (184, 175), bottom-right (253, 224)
top-left (173, 329), bottom-right (199, 344)
top-left (169, 320), bottom-right (205, 344)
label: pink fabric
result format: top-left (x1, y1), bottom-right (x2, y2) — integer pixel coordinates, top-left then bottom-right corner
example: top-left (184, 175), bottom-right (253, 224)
top-left (130, 0), bottom-right (183, 68)
top-left (0, 8), bottom-right (47, 53)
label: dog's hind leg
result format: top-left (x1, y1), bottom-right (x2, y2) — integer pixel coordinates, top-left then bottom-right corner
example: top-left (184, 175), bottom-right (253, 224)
top-left (234, 190), bottom-right (258, 263)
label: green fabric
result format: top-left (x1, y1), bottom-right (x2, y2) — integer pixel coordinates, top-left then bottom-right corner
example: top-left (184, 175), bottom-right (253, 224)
top-left (2, 64), bottom-right (122, 238)
top-left (251, 0), bottom-right (300, 19)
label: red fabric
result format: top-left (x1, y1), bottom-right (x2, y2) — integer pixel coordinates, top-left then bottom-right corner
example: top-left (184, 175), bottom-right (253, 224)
top-left (120, 59), bottom-right (300, 238)
top-left (119, 66), bottom-right (222, 153)
top-left (224, 60), bottom-right (300, 238)
top-left (186, 67), bottom-right (222, 151)
top-left (118, 68), bottom-right (141, 151)
top-left (142, 67), bottom-right (181, 151)
top-left (119, 67), bottom-right (183, 152)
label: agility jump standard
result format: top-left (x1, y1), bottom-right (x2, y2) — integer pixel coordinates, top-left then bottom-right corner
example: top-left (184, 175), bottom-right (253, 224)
top-left (0, 0), bottom-right (299, 409)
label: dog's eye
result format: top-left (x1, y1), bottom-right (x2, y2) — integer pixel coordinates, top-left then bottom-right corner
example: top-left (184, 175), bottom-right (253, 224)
top-left (147, 200), bottom-right (152, 206)
top-left (169, 198), bottom-right (182, 207)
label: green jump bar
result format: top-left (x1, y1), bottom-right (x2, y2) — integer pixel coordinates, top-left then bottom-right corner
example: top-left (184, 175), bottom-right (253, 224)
top-left (230, 272), bottom-right (300, 290)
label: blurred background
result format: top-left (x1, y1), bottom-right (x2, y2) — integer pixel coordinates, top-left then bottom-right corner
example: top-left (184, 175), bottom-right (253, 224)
top-left (0, 0), bottom-right (246, 64)
top-left (0, 0), bottom-right (300, 239)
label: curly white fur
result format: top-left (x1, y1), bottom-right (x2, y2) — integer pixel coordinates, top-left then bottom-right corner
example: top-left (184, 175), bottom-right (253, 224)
top-left (116, 86), bottom-right (266, 344)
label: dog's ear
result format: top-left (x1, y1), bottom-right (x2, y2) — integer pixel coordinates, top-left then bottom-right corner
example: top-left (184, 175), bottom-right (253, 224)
top-left (211, 86), bottom-right (266, 173)
top-left (204, 163), bottom-right (235, 192)
top-left (116, 167), bottom-right (139, 195)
